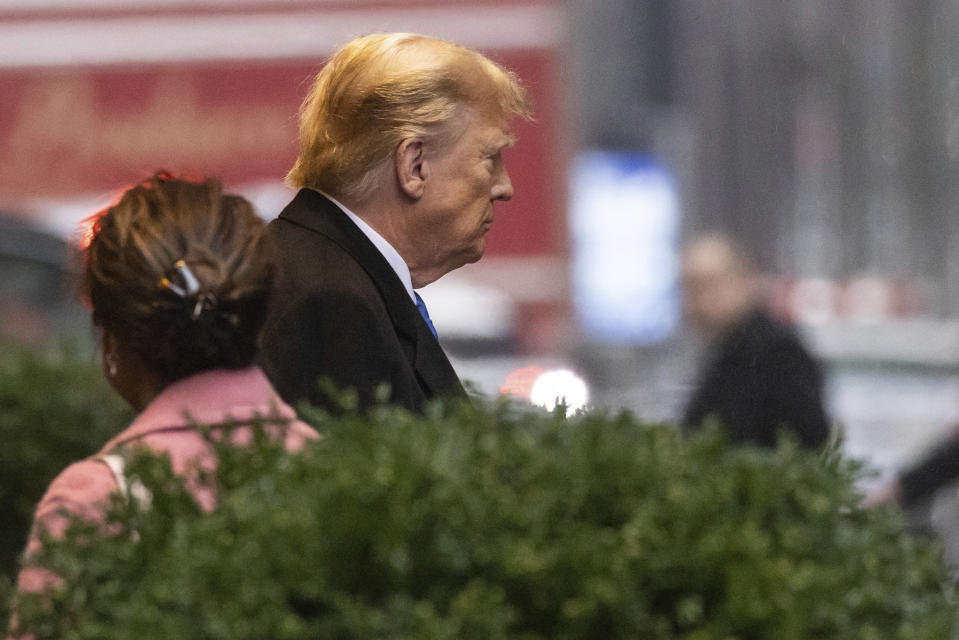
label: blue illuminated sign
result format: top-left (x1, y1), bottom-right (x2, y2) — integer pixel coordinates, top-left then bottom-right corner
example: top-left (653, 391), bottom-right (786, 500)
top-left (570, 150), bottom-right (680, 344)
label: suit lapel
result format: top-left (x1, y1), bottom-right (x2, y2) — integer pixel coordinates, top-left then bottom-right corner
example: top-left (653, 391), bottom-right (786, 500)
top-left (412, 320), bottom-right (467, 398)
top-left (279, 189), bottom-right (466, 399)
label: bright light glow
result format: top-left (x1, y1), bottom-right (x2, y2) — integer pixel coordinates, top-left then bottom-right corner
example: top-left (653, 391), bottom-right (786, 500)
top-left (529, 369), bottom-right (589, 417)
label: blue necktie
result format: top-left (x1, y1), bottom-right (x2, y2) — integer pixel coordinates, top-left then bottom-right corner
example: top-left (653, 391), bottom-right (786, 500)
top-left (414, 292), bottom-right (438, 339)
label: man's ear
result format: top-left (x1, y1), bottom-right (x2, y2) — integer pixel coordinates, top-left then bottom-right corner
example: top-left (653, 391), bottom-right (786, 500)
top-left (395, 138), bottom-right (426, 199)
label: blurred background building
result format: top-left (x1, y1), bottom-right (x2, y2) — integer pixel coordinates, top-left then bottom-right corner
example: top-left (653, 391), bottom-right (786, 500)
top-left (2, 0), bottom-right (959, 484)
top-left (565, 0), bottom-right (959, 481)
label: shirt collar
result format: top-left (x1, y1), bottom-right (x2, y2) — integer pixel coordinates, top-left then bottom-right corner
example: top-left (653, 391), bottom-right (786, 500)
top-left (320, 191), bottom-right (416, 302)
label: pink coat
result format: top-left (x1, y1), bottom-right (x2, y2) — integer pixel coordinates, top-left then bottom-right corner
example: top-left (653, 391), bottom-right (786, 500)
top-left (16, 366), bottom-right (318, 594)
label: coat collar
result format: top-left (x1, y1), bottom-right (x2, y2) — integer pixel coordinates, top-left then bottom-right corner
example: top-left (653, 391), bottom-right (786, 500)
top-left (101, 367), bottom-right (296, 452)
top-left (318, 190), bottom-right (416, 303)
top-left (279, 189), bottom-right (465, 400)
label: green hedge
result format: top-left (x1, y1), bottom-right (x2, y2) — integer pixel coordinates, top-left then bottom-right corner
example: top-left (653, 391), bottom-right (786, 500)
top-left (8, 398), bottom-right (957, 639)
top-left (0, 339), bottom-right (131, 584)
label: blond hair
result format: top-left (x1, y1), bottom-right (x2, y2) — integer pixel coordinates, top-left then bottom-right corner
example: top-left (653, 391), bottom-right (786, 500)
top-left (288, 33), bottom-right (532, 201)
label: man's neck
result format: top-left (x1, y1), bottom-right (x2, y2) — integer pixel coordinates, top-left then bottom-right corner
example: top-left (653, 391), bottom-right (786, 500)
top-left (337, 193), bottom-right (446, 289)
top-left (333, 191), bottom-right (403, 249)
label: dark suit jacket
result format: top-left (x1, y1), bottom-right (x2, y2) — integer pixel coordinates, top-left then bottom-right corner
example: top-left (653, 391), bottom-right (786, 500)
top-left (682, 309), bottom-right (830, 449)
top-left (258, 189), bottom-right (467, 413)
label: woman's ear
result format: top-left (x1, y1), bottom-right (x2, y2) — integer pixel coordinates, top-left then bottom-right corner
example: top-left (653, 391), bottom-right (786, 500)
top-left (100, 331), bottom-right (160, 412)
top-left (395, 138), bottom-right (426, 199)
top-left (101, 331), bottom-right (118, 377)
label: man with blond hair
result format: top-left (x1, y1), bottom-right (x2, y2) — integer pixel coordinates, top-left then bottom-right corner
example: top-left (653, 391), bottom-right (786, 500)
top-left (259, 33), bottom-right (531, 412)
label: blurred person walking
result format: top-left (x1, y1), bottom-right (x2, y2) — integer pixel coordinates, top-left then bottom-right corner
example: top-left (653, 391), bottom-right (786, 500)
top-left (11, 174), bottom-right (317, 630)
top-left (258, 33), bottom-right (531, 413)
top-left (680, 234), bottom-right (830, 449)
top-left (867, 432), bottom-right (959, 510)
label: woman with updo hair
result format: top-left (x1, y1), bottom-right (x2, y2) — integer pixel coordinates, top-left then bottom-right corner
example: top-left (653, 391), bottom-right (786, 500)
top-left (14, 173), bottom-right (317, 598)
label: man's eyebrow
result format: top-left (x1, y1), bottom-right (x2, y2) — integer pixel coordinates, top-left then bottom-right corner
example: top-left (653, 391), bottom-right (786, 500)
top-left (486, 134), bottom-right (516, 154)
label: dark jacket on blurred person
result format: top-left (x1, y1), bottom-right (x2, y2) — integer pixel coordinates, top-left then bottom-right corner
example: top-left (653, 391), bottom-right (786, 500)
top-left (258, 190), bottom-right (466, 413)
top-left (682, 308), bottom-right (830, 449)
top-left (894, 431), bottom-right (959, 508)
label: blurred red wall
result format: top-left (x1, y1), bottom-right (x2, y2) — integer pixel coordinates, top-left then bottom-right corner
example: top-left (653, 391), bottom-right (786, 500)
top-left (0, 0), bottom-right (564, 260)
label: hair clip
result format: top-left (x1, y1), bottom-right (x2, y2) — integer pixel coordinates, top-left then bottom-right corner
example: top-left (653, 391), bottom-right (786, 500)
top-left (192, 291), bottom-right (217, 320)
top-left (158, 259), bottom-right (201, 298)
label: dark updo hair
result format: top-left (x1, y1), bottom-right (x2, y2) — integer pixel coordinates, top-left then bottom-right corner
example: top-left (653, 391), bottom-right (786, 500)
top-left (83, 173), bottom-right (273, 386)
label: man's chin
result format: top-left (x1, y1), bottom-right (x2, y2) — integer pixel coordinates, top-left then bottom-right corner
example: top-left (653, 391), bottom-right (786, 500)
top-left (465, 240), bottom-right (485, 264)
top-left (466, 250), bottom-right (483, 265)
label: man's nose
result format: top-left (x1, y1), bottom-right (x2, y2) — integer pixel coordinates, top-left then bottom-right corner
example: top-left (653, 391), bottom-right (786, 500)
top-left (492, 168), bottom-right (513, 202)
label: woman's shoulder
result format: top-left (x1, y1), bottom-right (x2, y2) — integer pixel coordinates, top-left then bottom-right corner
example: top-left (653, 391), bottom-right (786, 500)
top-left (27, 458), bottom-right (118, 550)
top-left (35, 459), bottom-right (117, 521)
